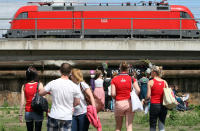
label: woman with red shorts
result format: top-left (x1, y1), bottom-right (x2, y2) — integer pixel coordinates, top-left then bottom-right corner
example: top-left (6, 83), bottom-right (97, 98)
top-left (146, 66), bottom-right (168, 131)
top-left (111, 62), bottom-right (140, 131)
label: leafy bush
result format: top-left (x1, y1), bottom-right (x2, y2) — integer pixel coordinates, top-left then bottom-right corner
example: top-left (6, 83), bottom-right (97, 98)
top-left (0, 125), bottom-right (6, 131)
top-left (166, 109), bottom-right (200, 127)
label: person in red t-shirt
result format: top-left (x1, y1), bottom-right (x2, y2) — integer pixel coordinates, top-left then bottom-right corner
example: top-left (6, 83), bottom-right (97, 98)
top-left (19, 66), bottom-right (44, 131)
top-left (111, 62), bottom-right (140, 131)
top-left (146, 66), bottom-right (168, 131)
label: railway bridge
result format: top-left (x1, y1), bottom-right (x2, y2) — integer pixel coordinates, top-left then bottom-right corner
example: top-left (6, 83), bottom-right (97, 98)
top-left (0, 38), bottom-right (200, 105)
top-left (0, 38), bottom-right (200, 60)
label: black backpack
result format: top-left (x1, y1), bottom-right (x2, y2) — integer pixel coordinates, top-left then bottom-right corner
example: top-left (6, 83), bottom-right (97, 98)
top-left (31, 82), bottom-right (48, 114)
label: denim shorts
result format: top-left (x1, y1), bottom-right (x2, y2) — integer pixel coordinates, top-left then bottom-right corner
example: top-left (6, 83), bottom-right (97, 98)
top-left (25, 112), bottom-right (44, 122)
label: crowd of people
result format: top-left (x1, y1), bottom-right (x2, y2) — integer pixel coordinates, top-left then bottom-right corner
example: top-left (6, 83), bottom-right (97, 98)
top-left (19, 61), bottom-right (187, 131)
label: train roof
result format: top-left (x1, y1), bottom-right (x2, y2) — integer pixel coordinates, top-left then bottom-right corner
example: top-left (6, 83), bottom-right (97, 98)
top-left (14, 4), bottom-right (194, 18)
top-left (38, 5), bottom-right (170, 11)
top-left (17, 4), bottom-right (191, 12)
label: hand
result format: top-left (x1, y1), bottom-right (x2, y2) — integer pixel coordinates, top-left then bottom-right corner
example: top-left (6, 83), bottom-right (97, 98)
top-left (141, 99), bottom-right (145, 105)
top-left (19, 115), bottom-right (23, 123)
top-left (46, 112), bottom-right (48, 117)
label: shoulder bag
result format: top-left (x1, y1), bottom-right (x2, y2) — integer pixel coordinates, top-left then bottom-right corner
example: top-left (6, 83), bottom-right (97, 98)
top-left (130, 77), bottom-right (143, 112)
top-left (80, 83), bottom-right (104, 113)
top-left (31, 82), bottom-right (48, 114)
top-left (163, 83), bottom-right (177, 109)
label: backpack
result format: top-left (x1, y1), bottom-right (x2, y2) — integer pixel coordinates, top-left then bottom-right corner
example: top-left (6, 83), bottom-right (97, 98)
top-left (139, 77), bottom-right (148, 100)
top-left (31, 82), bottom-right (48, 114)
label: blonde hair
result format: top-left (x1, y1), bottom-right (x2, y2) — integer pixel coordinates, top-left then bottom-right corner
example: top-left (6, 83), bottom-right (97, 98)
top-left (152, 66), bottom-right (163, 77)
top-left (72, 68), bottom-right (84, 83)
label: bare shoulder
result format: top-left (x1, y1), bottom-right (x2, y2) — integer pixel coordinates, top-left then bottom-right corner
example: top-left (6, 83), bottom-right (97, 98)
top-left (148, 79), bottom-right (154, 86)
top-left (148, 79), bottom-right (154, 83)
top-left (163, 80), bottom-right (168, 85)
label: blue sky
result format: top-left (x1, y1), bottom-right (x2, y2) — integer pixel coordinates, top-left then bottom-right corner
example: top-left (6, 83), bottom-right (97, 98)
top-left (0, 0), bottom-right (200, 35)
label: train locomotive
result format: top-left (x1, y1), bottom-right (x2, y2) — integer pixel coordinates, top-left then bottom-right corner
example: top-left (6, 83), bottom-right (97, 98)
top-left (3, 1), bottom-right (200, 38)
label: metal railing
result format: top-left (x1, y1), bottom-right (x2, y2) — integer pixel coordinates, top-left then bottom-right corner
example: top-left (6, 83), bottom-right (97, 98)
top-left (0, 17), bottom-right (199, 39)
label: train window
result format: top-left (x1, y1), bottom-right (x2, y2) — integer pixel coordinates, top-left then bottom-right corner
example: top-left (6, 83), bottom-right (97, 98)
top-left (157, 6), bottom-right (169, 10)
top-left (52, 6), bottom-right (65, 10)
top-left (66, 7), bottom-right (74, 10)
top-left (180, 12), bottom-right (191, 18)
top-left (17, 12), bottom-right (28, 19)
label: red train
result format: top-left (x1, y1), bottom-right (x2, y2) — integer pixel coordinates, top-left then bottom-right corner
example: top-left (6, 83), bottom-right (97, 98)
top-left (3, 2), bottom-right (200, 38)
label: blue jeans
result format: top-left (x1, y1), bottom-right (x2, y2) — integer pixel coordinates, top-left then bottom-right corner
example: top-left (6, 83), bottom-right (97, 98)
top-left (25, 112), bottom-right (44, 122)
top-left (72, 113), bottom-right (90, 131)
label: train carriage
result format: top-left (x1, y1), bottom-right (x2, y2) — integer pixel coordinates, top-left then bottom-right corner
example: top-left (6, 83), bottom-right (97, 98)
top-left (3, 2), bottom-right (200, 38)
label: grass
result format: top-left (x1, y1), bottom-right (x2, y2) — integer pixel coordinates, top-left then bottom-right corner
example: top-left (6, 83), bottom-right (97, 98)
top-left (0, 106), bottom-right (200, 131)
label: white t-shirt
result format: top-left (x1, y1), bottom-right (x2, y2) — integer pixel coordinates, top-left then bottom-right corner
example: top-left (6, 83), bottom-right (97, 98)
top-left (73, 82), bottom-right (90, 116)
top-left (45, 78), bottom-right (80, 120)
top-left (95, 78), bottom-right (104, 88)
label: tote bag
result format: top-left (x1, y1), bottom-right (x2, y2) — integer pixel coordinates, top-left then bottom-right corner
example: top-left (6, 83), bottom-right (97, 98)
top-left (130, 88), bottom-right (143, 112)
top-left (163, 86), bottom-right (177, 109)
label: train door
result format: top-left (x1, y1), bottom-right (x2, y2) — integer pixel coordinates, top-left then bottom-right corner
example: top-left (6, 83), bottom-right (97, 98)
top-left (73, 11), bottom-right (82, 34)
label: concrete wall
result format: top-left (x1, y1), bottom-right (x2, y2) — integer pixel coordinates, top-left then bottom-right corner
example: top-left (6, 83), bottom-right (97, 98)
top-left (0, 39), bottom-right (200, 60)
top-left (0, 39), bottom-right (200, 51)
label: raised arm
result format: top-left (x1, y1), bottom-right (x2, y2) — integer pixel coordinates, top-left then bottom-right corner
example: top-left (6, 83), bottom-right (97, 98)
top-left (39, 82), bottom-right (49, 96)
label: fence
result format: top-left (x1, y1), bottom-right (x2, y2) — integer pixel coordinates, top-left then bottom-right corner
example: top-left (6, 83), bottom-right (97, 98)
top-left (0, 17), bottom-right (199, 39)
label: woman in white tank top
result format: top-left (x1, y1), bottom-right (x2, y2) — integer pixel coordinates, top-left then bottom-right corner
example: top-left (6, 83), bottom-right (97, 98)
top-left (94, 70), bottom-right (105, 106)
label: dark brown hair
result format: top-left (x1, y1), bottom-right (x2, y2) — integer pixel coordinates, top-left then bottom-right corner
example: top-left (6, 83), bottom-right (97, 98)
top-left (95, 70), bottom-right (102, 79)
top-left (60, 63), bottom-right (72, 76)
top-left (26, 66), bottom-right (38, 82)
top-left (120, 61), bottom-right (129, 72)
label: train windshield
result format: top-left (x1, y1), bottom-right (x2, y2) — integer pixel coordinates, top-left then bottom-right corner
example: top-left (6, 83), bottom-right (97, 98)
top-left (17, 12), bottom-right (28, 19)
top-left (180, 12), bottom-right (191, 18)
